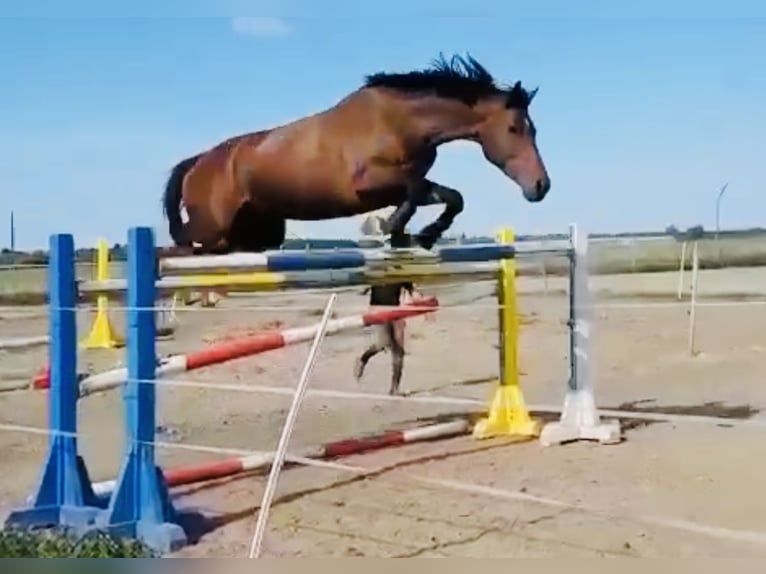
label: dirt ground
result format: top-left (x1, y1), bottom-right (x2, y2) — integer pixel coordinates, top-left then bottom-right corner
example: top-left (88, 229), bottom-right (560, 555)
top-left (2, 267), bottom-right (766, 557)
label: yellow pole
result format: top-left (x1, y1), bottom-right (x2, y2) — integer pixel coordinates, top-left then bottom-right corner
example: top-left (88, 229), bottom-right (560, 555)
top-left (81, 239), bottom-right (123, 349)
top-left (472, 227), bottom-right (541, 440)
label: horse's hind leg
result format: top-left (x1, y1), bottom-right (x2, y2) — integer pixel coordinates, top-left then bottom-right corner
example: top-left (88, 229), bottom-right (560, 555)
top-left (256, 214), bottom-right (286, 250)
top-left (227, 202), bottom-right (286, 252)
top-left (185, 203), bottom-right (232, 254)
top-left (202, 239), bottom-right (234, 255)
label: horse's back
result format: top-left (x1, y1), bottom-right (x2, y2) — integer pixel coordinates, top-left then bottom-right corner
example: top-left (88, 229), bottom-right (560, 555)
top-left (232, 93), bottom-right (386, 210)
top-left (189, 87), bottom-right (391, 190)
top-left (181, 87), bottom-right (414, 224)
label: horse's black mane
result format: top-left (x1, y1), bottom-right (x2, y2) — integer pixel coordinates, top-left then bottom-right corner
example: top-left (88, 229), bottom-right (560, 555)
top-left (364, 53), bottom-right (536, 108)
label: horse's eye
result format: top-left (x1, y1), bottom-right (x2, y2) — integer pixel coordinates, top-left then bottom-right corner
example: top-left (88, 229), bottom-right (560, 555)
top-left (508, 126), bottom-right (518, 134)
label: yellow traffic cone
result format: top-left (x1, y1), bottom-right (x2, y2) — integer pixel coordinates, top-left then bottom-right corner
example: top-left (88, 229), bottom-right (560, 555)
top-left (81, 239), bottom-right (123, 349)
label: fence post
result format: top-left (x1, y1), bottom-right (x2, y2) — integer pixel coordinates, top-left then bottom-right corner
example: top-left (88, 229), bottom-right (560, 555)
top-left (539, 224), bottom-right (622, 446)
top-left (687, 241), bottom-right (700, 356)
top-left (4, 233), bottom-right (101, 533)
top-left (100, 226), bottom-right (187, 553)
top-left (676, 240), bottom-right (688, 300)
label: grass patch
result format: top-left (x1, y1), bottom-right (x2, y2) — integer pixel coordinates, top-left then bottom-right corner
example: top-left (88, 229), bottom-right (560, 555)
top-left (0, 527), bottom-right (157, 558)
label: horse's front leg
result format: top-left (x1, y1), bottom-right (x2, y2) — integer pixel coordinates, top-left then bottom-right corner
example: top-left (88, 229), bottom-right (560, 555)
top-left (381, 180), bottom-right (464, 249)
top-left (412, 180), bottom-right (464, 250)
top-left (383, 182), bottom-right (429, 248)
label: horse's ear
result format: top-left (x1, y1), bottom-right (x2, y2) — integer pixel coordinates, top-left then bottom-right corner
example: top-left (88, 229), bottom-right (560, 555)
top-left (506, 81), bottom-right (526, 108)
top-left (528, 87), bottom-right (539, 102)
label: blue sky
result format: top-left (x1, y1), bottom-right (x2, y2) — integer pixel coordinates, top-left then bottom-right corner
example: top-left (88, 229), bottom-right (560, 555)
top-left (1, 1), bottom-right (765, 249)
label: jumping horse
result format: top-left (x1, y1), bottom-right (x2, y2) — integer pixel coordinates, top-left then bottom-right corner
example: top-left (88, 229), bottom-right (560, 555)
top-left (161, 53), bottom-right (550, 254)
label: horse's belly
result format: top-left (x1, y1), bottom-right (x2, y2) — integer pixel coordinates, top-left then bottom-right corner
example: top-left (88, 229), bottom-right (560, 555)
top-left (248, 179), bottom-right (363, 220)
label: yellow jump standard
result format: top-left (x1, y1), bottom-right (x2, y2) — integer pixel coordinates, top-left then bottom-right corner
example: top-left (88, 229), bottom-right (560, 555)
top-left (473, 228), bottom-right (541, 440)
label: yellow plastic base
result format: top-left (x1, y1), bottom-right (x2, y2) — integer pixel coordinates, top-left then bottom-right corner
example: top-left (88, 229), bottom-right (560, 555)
top-left (81, 308), bottom-right (123, 349)
top-left (80, 239), bottom-right (123, 349)
top-left (472, 384), bottom-right (541, 440)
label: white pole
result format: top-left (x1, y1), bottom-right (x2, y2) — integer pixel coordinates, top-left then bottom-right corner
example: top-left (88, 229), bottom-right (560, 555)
top-left (687, 241), bottom-right (699, 356)
top-left (247, 292), bottom-right (337, 558)
top-left (677, 240), bottom-right (688, 300)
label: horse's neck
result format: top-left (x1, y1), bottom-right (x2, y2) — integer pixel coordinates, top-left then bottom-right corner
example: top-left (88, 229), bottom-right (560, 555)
top-left (404, 96), bottom-right (482, 147)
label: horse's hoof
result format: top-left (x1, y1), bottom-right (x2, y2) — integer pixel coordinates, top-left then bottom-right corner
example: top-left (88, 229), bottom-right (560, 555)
top-left (416, 234), bottom-right (438, 250)
top-left (389, 231), bottom-right (414, 249)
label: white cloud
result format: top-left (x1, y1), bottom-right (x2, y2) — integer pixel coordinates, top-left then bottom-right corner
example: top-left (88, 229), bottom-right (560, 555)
top-left (230, 16), bottom-right (292, 37)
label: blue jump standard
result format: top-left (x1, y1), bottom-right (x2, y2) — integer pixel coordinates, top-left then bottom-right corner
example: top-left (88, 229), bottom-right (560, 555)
top-left (4, 229), bottom-right (187, 553)
top-left (97, 227), bottom-right (186, 552)
top-left (3, 234), bottom-right (102, 533)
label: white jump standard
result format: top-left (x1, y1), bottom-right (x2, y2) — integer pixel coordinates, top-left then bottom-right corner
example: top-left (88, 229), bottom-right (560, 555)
top-left (539, 224), bottom-right (621, 446)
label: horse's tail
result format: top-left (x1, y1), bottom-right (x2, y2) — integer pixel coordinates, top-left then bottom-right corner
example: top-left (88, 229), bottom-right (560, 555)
top-left (162, 153), bottom-right (201, 246)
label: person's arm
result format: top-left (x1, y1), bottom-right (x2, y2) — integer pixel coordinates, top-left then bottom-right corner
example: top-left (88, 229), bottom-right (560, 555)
top-left (399, 283), bottom-right (413, 305)
top-left (409, 283), bottom-right (428, 300)
top-left (400, 282), bottom-right (425, 306)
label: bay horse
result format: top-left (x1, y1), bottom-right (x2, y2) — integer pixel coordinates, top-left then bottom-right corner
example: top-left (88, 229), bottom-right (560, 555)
top-left (161, 53), bottom-right (550, 254)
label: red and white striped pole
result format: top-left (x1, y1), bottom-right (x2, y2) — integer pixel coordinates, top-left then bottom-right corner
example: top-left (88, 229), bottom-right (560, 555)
top-left (75, 296), bottom-right (438, 397)
top-left (92, 418), bottom-right (469, 497)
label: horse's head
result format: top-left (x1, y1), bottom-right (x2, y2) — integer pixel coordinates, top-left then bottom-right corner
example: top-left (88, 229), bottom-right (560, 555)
top-left (363, 54), bottom-right (550, 202)
top-left (476, 81), bottom-right (550, 202)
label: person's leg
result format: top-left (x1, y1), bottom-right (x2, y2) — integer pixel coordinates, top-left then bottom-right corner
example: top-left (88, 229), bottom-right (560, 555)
top-left (388, 319), bottom-right (406, 395)
top-left (354, 324), bottom-right (388, 380)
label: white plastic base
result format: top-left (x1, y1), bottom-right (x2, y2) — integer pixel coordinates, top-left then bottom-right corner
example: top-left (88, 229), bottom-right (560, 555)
top-left (540, 419), bottom-right (622, 446)
top-left (539, 389), bottom-right (622, 446)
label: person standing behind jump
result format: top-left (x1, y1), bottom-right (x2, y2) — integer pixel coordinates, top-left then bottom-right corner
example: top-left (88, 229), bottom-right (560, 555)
top-left (353, 281), bottom-right (426, 395)
top-left (353, 212), bottom-right (432, 395)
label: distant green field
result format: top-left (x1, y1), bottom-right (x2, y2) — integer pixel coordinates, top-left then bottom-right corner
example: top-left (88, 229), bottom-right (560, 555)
top-left (1, 234), bottom-right (764, 304)
top-left (538, 234), bottom-right (766, 275)
top-left (0, 262), bottom-right (124, 303)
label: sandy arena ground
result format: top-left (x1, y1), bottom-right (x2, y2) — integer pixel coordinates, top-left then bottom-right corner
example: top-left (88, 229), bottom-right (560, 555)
top-left (1, 267), bottom-right (766, 557)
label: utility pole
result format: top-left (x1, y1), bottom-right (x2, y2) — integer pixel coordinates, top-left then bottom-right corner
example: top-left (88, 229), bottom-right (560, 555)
top-left (9, 210), bottom-right (15, 252)
top-left (714, 183), bottom-right (728, 265)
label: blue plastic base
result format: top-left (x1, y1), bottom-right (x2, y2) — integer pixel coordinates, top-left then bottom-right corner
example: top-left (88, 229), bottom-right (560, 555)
top-left (98, 448), bottom-right (188, 553)
top-left (4, 442), bottom-right (103, 535)
top-left (4, 504), bottom-right (101, 534)
top-left (102, 520), bottom-right (188, 554)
